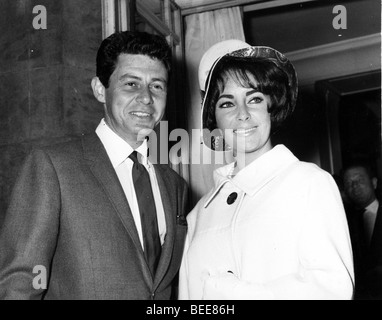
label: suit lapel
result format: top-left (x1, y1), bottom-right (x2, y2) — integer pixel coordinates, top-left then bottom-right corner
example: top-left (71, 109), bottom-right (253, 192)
top-left (370, 205), bottom-right (382, 264)
top-left (82, 133), bottom-right (179, 288)
top-left (81, 133), bottom-right (145, 259)
top-left (152, 165), bottom-right (176, 289)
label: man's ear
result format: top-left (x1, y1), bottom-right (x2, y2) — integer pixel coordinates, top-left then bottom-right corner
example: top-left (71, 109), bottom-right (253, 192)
top-left (91, 77), bottom-right (106, 104)
top-left (372, 177), bottom-right (378, 190)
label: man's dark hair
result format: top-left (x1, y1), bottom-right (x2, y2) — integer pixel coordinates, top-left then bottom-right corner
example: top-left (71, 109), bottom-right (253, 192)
top-left (96, 31), bottom-right (172, 88)
top-left (341, 158), bottom-right (377, 180)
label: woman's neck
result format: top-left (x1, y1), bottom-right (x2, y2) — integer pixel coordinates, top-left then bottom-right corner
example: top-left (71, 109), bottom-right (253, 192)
top-left (234, 142), bottom-right (273, 172)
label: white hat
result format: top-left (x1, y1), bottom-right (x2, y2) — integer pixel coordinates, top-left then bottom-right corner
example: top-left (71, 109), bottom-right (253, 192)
top-left (198, 39), bottom-right (251, 92)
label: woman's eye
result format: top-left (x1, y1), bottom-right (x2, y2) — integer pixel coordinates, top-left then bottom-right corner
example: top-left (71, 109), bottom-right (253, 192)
top-left (218, 102), bottom-right (234, 108)
top-left (249, 97), bottom-right (263, 104)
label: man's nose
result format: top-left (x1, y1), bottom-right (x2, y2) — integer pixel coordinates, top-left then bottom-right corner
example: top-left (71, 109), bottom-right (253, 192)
top-left (351, 180), bottom-right (360, 187)
top-left (136, 86), bottom-right (153, 105)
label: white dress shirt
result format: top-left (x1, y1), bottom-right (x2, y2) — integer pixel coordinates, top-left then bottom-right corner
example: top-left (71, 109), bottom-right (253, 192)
top-left (364, 199), bottom-right (379, 245)
top-left (95, 119), bottom-right (166, 248)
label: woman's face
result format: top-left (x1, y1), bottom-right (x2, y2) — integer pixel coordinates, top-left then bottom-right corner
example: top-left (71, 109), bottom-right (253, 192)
top-left (215, 73), bottom-right (273, 158)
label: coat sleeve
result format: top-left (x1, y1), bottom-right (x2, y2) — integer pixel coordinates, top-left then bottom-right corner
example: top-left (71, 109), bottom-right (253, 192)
top-left (202, 170), bottom-right (355, 300)
top-left (0, 149), bottom-right (61, 299)
top-left (178, 233), bottom-right (190, 300)
top-left (178, 198), bottom-right (200, 300)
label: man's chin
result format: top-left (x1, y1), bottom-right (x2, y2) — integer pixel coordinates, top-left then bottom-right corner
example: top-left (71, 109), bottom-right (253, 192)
top-left (136, 128), bottom-right (154, 141)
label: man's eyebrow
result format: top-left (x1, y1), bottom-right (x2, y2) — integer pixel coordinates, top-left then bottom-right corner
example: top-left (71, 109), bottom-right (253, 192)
top-left (118, 73), bottom-right (167, 84)
top-left (118, 73), bottom-right (140, 82)
top-left (152, 77), bottom-right (168, 84)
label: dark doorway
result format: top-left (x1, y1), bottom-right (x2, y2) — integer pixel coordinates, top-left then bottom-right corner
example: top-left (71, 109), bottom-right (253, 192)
top-left (316, 70), bottom-right (381, 181)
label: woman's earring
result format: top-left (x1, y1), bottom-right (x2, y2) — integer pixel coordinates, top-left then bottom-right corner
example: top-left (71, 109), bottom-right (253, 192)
top-left (214, 135), bottom-right (221, 151)
top-left (224, 141), bottom-right (232, 151)
top-left (214, 134), bottom-right (232, 151)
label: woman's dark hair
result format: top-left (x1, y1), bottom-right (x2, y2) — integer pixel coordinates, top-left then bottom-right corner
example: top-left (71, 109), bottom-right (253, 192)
top-left (96, 31), bottom-right (172, 88)
top-left (203, 56), bottom-right (294, 132)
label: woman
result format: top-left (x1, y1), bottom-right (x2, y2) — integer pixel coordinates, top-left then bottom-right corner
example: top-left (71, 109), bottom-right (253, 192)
top-left (179, 40), bottom-right (354, 300)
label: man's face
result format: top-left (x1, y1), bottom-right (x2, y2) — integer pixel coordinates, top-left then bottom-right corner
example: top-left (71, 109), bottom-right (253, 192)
top-left (95, 53), bottom-right (168, 147)
top-left (343, 166), bottom-right (377, 208)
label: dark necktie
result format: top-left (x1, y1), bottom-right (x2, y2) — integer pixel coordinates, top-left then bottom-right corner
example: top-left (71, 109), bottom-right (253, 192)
top-left (355, 207), bottom-right (369, 252)
top-left (129, 151), bottom-right (161, 277)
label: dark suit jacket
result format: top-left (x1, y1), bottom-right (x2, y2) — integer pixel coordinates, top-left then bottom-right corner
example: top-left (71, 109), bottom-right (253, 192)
top-left (0, 133), bottom-right (188, 300)
top-left (346, 203), bottom-right (382, 299)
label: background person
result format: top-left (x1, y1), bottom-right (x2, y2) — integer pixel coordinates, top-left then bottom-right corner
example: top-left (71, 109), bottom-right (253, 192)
top-left (342, 161), bottom-right (382, 299)
top-left (179, 40), bottom-right (354, 300)
top-left (0, 31), bottom-right (188, 300)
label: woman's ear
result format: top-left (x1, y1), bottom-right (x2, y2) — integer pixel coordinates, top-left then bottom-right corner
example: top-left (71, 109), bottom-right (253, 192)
top-left (91, 77), bottom-right (106, 104)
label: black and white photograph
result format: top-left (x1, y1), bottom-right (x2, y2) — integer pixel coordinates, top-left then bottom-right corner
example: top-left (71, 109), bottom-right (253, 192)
top-left (0, 0), bottom-right (380, 306)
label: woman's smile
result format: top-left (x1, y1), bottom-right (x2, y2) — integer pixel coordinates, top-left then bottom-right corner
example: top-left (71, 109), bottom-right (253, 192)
top-left (233, 126), bottom-right (258, 136)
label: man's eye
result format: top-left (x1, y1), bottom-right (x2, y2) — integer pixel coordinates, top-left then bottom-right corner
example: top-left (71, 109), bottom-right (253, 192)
top-left (151, 83), bottom-right (164, 91)
top-left (125, 82), bottom-right (138, 87)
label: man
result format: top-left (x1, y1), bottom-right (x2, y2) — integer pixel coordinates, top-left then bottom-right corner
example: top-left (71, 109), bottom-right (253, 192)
top-left (342, 161), bottom-right (382, 299)
top-left (0, 31), bottom-right (188, 300)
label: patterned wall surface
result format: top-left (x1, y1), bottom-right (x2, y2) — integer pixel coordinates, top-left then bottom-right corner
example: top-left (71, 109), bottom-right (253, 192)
top-left (0, 0), bottom-right (103, 220)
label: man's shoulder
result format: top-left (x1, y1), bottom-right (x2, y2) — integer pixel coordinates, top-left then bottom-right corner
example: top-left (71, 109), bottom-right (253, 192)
top-left (41, 135), bottom-right (82, 151)
top-left (34, 136), bottom-right (81, 161)
top-left (33, 133), bottom-right (99, 162)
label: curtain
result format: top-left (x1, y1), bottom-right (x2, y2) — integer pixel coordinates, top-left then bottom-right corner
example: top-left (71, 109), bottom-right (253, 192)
top-left (184, 7), bottom-right (246, 206)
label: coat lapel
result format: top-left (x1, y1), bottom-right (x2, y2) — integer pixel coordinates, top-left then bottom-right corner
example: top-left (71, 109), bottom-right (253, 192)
top-left (152, 165), bottom-right (176, 289)
top-left (81, 133), bottom-right (146, 260)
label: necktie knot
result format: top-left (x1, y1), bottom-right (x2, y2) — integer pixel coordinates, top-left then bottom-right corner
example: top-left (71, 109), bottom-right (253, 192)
top-left (129, 151), bottom-right (139, 164)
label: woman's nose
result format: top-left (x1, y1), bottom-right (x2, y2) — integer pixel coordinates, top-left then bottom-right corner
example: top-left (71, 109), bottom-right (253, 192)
top-left (136, 86), bottom-right (153, 105)
top-left (237, 105), bottom-right (251, 121)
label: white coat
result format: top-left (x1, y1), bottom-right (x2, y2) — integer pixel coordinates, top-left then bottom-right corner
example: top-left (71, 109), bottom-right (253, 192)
top-left (179, 145), bottom-right (354, 300)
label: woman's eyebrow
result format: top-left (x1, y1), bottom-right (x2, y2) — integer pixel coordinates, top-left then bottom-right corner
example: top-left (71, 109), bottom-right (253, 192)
top-left (246, 88), bottom-right (260, 96)
top-left (217, 88), bottom-right (261, 101)
top-left (217, 94), bottom-right (234, 101)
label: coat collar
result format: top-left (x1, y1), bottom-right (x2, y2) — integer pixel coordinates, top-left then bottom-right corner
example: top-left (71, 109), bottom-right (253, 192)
top-left (204, 145), bottom-right (298, 208)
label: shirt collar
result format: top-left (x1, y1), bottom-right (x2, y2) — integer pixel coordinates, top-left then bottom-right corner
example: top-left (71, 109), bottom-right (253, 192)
top-left (95, 118), bottom-right (149, 168)
top-left (365, 199), bottom-right (379, 214)
top-left (204, 145), bottom-right (298, 208)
